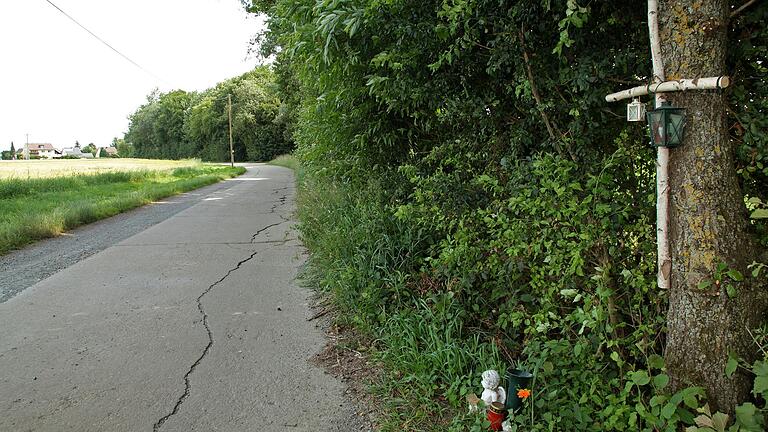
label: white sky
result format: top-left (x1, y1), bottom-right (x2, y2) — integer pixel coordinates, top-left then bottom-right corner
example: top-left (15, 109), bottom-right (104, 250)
top-left (0, 0), bottom-right (264, 151)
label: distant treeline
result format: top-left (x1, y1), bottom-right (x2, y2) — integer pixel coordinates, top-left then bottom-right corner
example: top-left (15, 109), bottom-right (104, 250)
top-left (125, 66), bottom-right (293, 162)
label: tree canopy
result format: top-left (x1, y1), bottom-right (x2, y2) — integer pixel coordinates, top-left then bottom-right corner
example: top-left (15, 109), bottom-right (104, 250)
top-left (251, 0), bottom-right (768, 429)
top-left (124, 67), bottom-right (293, 162)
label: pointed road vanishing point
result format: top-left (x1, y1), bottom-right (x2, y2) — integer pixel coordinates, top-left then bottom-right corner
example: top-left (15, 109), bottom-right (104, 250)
top-left (0, 165), bottom-right (364, 432)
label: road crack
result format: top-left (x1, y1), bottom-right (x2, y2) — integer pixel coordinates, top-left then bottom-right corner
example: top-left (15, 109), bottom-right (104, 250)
top-left (249, 190), bottom-right (291, 243)
top-left (250, 221), bottom-right (285, 243)
top-left (267, 188), bottom-right (293, 224)
top-left (152, 248), bottom-right (261, 431)
top-left (153, 184), bottom-right (294, 431)
top-left (270, 195), bottom-right (289, 214)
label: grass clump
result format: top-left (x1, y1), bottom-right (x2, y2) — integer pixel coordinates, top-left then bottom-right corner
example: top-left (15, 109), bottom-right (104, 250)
top-left (0, 165), bottom-right (244, 255)
top-left (296, 172), bottom-right (506, 430)
top-left (268, 154), bottom-right (298, 169)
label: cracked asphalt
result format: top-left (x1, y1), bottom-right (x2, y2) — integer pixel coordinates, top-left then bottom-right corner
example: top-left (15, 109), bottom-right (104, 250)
top-left (0, 165), bottom-right (366, 432)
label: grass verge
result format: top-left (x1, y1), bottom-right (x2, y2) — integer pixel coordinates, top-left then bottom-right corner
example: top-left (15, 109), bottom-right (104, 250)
top-left (0, 164), bottom-right (245, 255)
top-left (273, 154), bottom-right (499, 430)
top-left (268, 154), bottom-right (302, 177)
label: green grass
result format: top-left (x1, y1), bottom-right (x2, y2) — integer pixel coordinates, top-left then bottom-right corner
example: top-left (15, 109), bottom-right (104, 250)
top-left (0, 164), bottom-right (245, 255)
top-left (292, 169), bottom-right (508, 431)
top-left (273, 155), bottom-right (501, 430)
top-left (268, 154), bottom-right (301, 175)
top-left (372, 297), bottom-right (505, 431)
top-left (267, 154), bottom-right (298, 170)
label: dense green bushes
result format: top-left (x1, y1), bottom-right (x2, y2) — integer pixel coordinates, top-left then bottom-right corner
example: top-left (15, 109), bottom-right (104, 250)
top-left (125, 67), bottom-right (293, 162)
top-left (254, 0), bottom-right (768, 429)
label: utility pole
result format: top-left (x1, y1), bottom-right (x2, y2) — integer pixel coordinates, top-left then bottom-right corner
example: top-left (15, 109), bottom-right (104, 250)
top-left (228, 94), bottom-right (234, 168)
top-left (24, 134), bottom-right (30, 160)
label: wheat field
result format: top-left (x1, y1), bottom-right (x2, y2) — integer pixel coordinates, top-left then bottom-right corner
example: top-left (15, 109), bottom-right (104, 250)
top-left (0, 158), bottom-right (201, 179)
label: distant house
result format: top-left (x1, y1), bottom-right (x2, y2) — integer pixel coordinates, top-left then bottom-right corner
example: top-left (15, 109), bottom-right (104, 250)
top-left (61, 145), bottom-right (93, 158)
top-left (104, 147), bottom-right (118, 157)
top-left (16, 143), bottom-right (58, 159)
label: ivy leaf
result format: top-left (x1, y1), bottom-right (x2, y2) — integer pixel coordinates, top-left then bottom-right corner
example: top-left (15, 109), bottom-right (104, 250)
top-left (726, 269), bottom-right (744, 282)
top-left (694, 414), bottom-right (714, 428)
top-left (750, 208), bottom-right (768, 219)
top-left (653, 373), bottom-right (670, 389)
top-left (753, 375), bottom-right (768, 395)
top-left (725, 354), bottom-right (738, 378)
top-left (683, 392), bottom-right (699, 409)
top-left (435, 24), bottom-right (450, 41)
top-left (753, 361), bottom-right (768, 396)
top-left (752, 360), bottom-right (768, 377)
top-left (630, 370), bottom-right (650, 386)
top-left (711, 412), bottom-right (729, 432)
top-left (697, 403), bottom-right (712, 416)
top-left (661, 401), bottom-right (676, 419)
top-left (611, 351), bottom-right (624, 367)
top-left (735, 403), bottom-right (762, 430)
top-left (648, 354), bottom-right (665, 370)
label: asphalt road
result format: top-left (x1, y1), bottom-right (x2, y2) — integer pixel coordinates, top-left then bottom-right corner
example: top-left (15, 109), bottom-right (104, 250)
top-left (0, 165), bottom-right (365, 432)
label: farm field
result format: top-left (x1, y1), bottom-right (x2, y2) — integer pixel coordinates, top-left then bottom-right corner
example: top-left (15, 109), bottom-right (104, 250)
top-left (0, 159), bottom-right (245, 254)
top-left (0, 158), bottom-right (200, 179)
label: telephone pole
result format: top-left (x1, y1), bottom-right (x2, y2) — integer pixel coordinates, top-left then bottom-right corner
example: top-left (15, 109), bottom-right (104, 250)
top-left (228, 94), bottom-right (234, 167)
top-left (24, 134), bottom-right (30, 160)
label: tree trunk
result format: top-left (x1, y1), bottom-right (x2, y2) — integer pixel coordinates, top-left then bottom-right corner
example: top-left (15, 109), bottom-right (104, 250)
top-left (660, 0), bottom-right (767, 413)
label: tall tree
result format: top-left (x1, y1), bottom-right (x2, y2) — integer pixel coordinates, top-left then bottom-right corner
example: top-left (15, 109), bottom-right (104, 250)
top-left (9, 142), bottom-right (15, 160)
top-left (661, 0), bottom-right (766, 413)
top-left (112, 137), bottom-right (132, 158)
top-left (125, 68), bottom-right (290, 162)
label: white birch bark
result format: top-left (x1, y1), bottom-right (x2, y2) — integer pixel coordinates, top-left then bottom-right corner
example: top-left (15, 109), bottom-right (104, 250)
top-left (648, 0), bottom-right (671, 289)
top-left (604, 76), bottom-right (730, 102)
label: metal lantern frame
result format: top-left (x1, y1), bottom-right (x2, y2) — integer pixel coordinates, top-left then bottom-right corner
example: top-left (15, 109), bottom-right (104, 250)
top-left (646, 101), bottom-right (686, 148)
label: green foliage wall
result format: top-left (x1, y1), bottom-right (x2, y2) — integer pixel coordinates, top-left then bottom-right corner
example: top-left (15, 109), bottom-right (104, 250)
top-left (254, 0), bottom-right (768, 429)
top-left (125, 67), bottom-right (293, 162)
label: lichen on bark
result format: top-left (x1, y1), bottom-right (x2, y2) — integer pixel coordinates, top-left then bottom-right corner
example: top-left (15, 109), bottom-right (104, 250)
top-left (660, 0), bottom-right (766, 414)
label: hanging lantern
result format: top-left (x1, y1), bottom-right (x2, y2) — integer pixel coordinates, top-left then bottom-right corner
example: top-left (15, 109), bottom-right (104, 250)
top-left (646, 101), bottom-right (686, 148)
top-left (626, 98), bottom-right (646, 122)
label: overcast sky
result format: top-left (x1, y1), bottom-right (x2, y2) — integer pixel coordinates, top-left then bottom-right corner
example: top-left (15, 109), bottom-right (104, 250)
top-left (0, 0), bottom-right (264, 151)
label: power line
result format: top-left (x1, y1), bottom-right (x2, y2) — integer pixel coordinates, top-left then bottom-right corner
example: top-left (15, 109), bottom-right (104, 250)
top-left (42, 0), bottom-right (171, 86)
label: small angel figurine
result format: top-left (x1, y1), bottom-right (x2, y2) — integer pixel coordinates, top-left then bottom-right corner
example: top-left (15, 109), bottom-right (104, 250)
top-left (480, 369), bottom-right (507, 406)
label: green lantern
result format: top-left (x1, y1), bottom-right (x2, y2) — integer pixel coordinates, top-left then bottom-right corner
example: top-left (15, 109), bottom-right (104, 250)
top-left (646, 101), bottom-right (686, 148)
